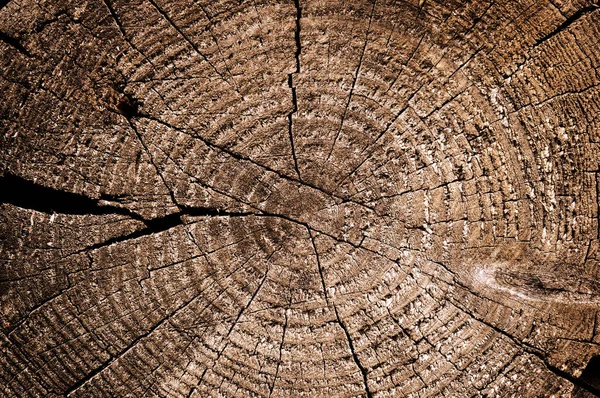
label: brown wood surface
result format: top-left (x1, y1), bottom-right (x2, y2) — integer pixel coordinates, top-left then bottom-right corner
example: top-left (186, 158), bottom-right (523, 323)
top-left (1, 0), bottom-right (600, 396)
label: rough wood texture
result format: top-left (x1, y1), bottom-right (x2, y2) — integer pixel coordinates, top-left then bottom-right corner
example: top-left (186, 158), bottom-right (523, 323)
top-left (1, 0), bottom-right (600, 396)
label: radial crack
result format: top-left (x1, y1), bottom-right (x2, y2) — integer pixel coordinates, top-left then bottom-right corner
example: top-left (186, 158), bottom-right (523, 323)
top-left (193, 264), bottom-right (271, 390)
top-left (145, 0), bottom-right (239, 92)
top-left (136, 112), bottom-right (377, 212)
top-left (0, 31), bottom-right (31, 57)
top-left (193, 0), bottom-right (238, 84)
top-left (101, 0), bottom-right (157, 71)
top-left (288, 74), bottom-right (302, 180)
top-left (307, 228), bottom-right (329, 304)
top-left (269, 305), bottom-right (289, 397)
top-left (293, 0), bottom-right (302, 73)
top-left (448, 299), bottom-right (600, 397)
top-left (286, 0), bottom-right (303, 181)
top-left (326, 0), bottom-right (377, 162)
top-left (308, 228), bottom-right (372, 397)
top-left (0, 172), bottom-right (144, 221)
top-left (63, 289), bottom-right (205, 396)
top-left (77, 206), bottom-right (255, 252)
top-left (535, 3), bottom-right (599, 46)
top-left (334, 306), bottom-right (373, 398)
top-left (126, 117), bottom-right (182, 214)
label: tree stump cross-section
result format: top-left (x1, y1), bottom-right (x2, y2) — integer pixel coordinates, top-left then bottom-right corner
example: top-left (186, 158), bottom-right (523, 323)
top-left (1, 0), bottom-right (600, 396)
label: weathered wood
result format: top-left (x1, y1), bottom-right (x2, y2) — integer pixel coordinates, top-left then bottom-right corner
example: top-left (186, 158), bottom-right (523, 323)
top-left (1, 0), bottom-right (600, 396)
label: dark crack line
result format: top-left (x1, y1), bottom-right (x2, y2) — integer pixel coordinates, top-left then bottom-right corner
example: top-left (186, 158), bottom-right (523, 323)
top-left (113, 86), bottom-right (377, 212)
top-left (166, 251), bottom-right (264, 334)
top-left (415, 0), bottom-right (426, 20)
top-left (308, 228), bottom-right (372, 397)
top-left (145, 0), bottom-right (241, 94)
top-left (447, 298), bottom-right (600, 397)
top-left (326, 0), bottom-right (377, 162)
top-left (334, 305), bottom-right (373, 398)
top-left (3, 157), bottom-right (389, 265)
top-left (509, 82), bottom-right (600, 114)
top-left (293, 0), bottom-right (302, 73)
top-left (63, 287), bottom-right (203, 396)
top-left (338, 0), bottom-right (494, 187)
top-left (334, 82), bottom-right (425, 188)
top-left (0, 31), bottom-right (31, 57)
top-left (307, 228), bottom-right (330, 305)
top-left (75, 206), bottom-right (254, 253)
top-left (1, 333), bottom-right (55, 395)
top-left (384, 30), bottom-right (426, 94)
top-left (411, 264), bottom-right (600, 396)
top-left (5, 263), bottom-right (82, 336)
top-left (225, 265), bottom-right (270, 339)
top-left (257, 209), bottom-right (367, 253)
top-left (16, 124), bottom-right (393, 266)
top-left (146, 132), bottom-right (262, 213)
top-left (269, 300), bottom-right (289, 397)
top-left (193, 1), bottom-right (239, 85)
top-left (335, 40), bottom-right (456, 188)
top-left (535, 3), bottom-right (599, 47)
top-left (138, 336), bottom-right (195, 397)
top-left (136, 112), bottom-right (376, 212)
top-left (421, 81), bottom-right (476, 120)
top-left (287, 0), bottom-right (303, 180)
top-left (154, 150), bottom-right (390, 259)
top-left (423, 258), bottom-right (539, 313)
top-left (194, 263), bottom-right (272, 390)
top-left (82, 213), bottom-right (182, 252)
top-left (479, 352), bottom-right (521, 392)
top-left (459, 0), bottom-right (496, 41)
top-left (106, 103), bottom-right (175, 209)
top-left (63, 242), bottom-right (261, 396)
top-left (127, 118), bottom-right (182, 212)
top-left (101, 0), bottom-right (158, 71)
top-left (288, 75), bottom-right (302, 181)
top-left (0, 172), bottom-right (145, 221)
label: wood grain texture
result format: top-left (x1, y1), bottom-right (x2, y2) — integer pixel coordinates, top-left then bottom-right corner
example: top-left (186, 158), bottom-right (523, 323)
top-left (1, 0), bottom-right (600, 396)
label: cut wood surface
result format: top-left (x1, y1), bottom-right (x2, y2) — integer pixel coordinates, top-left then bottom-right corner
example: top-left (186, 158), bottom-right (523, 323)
top-left (1, 0), bottom-right (600, 396)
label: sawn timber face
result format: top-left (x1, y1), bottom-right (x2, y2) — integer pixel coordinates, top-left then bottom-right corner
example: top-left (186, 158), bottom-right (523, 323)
top-left (1, 0), bottom-right (600, 396)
